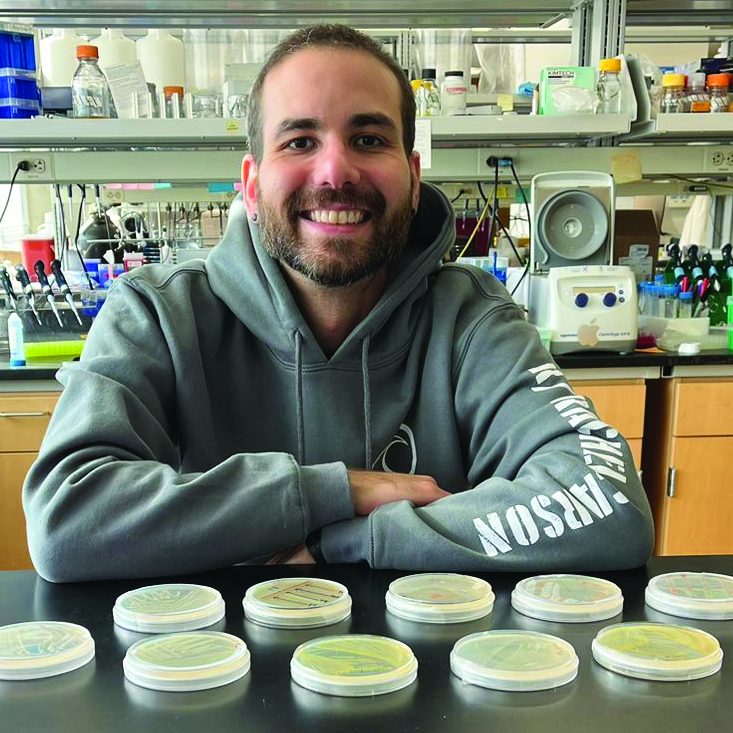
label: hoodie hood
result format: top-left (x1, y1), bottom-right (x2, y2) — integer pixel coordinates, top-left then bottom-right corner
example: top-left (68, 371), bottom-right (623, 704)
top-left (206, 182), bottom-right (455, 368)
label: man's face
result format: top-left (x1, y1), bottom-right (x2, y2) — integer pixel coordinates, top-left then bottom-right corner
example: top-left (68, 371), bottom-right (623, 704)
top-left (242, 47), bottom-right (420, 288)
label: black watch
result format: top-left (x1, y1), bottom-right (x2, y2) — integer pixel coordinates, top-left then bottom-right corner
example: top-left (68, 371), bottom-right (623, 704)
top-left (306, 529), bottom-right (326, 564)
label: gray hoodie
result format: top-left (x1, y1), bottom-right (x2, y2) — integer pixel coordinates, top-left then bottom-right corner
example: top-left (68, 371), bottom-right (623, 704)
top-left (23, 183), bottom-right (653, 581)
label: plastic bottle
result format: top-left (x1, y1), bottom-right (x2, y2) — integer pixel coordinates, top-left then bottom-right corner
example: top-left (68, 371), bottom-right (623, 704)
top-left (596, 58), bottom-right (622, 114)
top-left (413, 68), bottom-right (441, 117)
top-left (686, 72), bottom-right (710, 113)
top-left (91, 28), bottom-right (136, 72)
top-left (39, 29), bottom-right (82, 87)
top-left (72, 45), bottom-right (111, 118)
top-left (660, 73), bottom-right (685, 113)
top-left (136, 29), bottom-right (185, 97)
top-left (163, 85), bottom-right (184, 118)
top-left (708, 74), bottom-right (730, 113)
top-left (8, 312), bottom-right (25, 366)
top-left (441, 70), bottom-right (467, 116)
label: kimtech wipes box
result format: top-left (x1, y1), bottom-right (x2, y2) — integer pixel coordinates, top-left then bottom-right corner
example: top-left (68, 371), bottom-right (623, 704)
top-left (539, 66), bottom-right (597, 115)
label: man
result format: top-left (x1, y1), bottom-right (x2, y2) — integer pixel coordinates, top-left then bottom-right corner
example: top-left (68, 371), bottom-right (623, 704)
top-left (23, 25), bottom-right (653, 582)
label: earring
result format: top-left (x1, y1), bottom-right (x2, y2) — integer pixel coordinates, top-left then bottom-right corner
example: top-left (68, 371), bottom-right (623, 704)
top-left (249, 212), bottom-right (258, 223)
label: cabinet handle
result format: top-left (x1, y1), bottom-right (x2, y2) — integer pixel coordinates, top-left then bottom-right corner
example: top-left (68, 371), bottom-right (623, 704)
top-left (0, 411), bottom-right (50, 418)
top-left (666, 467), bottom-right (677, 498)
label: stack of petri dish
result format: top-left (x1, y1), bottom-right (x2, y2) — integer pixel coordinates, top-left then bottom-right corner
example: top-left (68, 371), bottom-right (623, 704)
top-left (592, 622), bottom-right (723, 681)
top-left (113, 583), bottom-right (226, 633)
top-left (511, 574), bottom-right (623, 623)
top-left (243, 577), bottom-right (352, 628)
top-left (450, 630), bottom-right (579, 691)
top-left (385, 573), bottom-right (494, 623)
top-left (0, 621), bottom-right (95, 680)
top-left (123, 631), bottom-right (251, 692)
top-left (290, 634), bottom-right (417, 696)
top-left (645, 572), bottom-right (733, 620)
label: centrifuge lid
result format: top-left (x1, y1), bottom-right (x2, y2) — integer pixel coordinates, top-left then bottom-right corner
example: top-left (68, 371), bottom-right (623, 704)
top-left (592, 622), bottom-right (723, 682)
top-left (113, 583), bottom-right (225, 633)
top-left (290, 634), bottom-right (417, 697)
top-left (386, 573), bottom-right (494, 623)
top-left (0, 621), bottom-right (95, 680)
top-left (450, 630), bottom-right (579, 692)
top-left (512, 574), bottom-right (623, 622)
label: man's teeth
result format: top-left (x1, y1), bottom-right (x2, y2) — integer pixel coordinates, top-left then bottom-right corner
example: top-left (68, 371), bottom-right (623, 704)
top-left (308, 210), bottom-right (365, 224)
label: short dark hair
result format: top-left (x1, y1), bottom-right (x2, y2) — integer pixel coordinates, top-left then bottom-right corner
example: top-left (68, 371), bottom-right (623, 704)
top-left (246, 24), bottom-right (416, 163)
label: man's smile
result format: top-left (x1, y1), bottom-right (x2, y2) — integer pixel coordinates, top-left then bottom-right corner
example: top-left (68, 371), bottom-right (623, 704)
top-left (301, 209), bottom-right (371, 225)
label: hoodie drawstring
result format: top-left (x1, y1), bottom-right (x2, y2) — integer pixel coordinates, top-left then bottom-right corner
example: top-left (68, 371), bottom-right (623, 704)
top-left (292, 330), bottom-right (373, 469)
top-left (361, 334), bottom-right (372, 469)
top-left (294, 331), bottom-right (305, 464)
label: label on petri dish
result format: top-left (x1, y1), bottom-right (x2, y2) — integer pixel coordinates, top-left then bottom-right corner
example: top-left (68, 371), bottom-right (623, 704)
top-left (519, 575), bottom-right (617, 605)
top-left (390, 574), bottom-right (490, 604)
top-left (653, 572), bottom-right (733, 600)
top-left (597, 623), bottom-right (719, 662)
top-left (295, 635), bottom-right (413, 677)
top-left (249, 579), bottom-right (346, 609)
top-left (130, 632), bottom-right (244, 669)
top-left (118, 584), bottom-right (218, 616)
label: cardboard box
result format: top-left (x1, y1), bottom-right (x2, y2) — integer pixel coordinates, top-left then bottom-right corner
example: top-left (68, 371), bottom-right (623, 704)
top-left (538, 66), bottom-right (596, 115)
top-left (613, 209), bottom-right (660, 282)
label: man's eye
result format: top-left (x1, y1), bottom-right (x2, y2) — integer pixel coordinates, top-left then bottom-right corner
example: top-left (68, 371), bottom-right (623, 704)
top-left (286, 138), bottom-right (315, 150)
top-left (355, 135), bottom-right (384, 148)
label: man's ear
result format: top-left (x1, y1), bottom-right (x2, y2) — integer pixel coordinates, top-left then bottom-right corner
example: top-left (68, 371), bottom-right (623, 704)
top-left (241, 153), bottom-right (259, 218)
top-left (409, 151), bottom-right (421, 213)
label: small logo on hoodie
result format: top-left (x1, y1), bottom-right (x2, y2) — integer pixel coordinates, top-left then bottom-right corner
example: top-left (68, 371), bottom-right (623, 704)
top-left (373, 423), bottom-right (418, 474)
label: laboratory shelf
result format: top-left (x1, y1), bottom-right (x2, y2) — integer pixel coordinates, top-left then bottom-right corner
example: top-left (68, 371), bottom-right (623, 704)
top-left (621, 113), bottom-right (733, 144)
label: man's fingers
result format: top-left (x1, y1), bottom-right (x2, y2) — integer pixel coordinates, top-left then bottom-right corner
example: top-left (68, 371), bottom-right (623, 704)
top-left (348, 469), bottom-right (450, 514)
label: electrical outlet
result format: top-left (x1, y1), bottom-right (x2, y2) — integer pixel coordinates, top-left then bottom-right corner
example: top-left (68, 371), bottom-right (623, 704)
top-left (704, 148), bottom-right (733, 174)
top-left (9, 152), bottom-right (54, 180)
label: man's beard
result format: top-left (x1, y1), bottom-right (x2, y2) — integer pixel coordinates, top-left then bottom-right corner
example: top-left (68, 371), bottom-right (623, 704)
top-left (257, 183), bottom-right (413, 288)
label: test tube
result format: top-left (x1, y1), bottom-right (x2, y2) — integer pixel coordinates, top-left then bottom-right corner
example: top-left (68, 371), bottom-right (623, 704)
top-left (678, 290), bottom-right (693, 318)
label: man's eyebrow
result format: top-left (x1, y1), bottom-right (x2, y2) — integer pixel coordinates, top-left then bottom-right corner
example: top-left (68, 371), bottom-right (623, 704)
top-left (275, 118), bottom-right (321, 137)
top-left (349, 113), bottom-right (398, 132)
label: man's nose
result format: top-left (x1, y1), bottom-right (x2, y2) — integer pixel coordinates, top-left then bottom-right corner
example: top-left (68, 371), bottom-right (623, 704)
top-left (311, 140), bottom-right (361, 189)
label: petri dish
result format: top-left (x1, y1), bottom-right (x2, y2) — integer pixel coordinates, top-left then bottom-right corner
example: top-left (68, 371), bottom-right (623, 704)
top-left (123, 631), bottom-right (250, 692)
top-left (0, 621), bottom-right (95, 680)
top-left (113, 583), bottom-right (225, 633)
top-left (290, 634), bottom-right (417, 697)
top-left (243, 578), bottom-right (351, 628)
top-left (386, 573), bottom-right (494, 623)
top-left (645, 572), bottom-right (733, 620)
top-left (592, 622), bottom-right (723, 682)
top-left (512, 574), bottom-right (623, 623)
top-left (450, 630), bottom-right (578, 692)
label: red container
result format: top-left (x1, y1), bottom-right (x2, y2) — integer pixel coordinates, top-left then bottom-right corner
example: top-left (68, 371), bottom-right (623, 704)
top-left (21, 235), bottom-right (55, 280)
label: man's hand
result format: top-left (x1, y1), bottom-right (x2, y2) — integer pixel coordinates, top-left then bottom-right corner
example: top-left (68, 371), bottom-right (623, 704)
top-left (348, 469), bottom-right (450, 515)
top-left (266, 545), bottom-right (315, 564)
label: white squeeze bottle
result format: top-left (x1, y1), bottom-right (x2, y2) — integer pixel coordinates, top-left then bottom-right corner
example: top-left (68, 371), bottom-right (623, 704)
top-left (8, 312), bottom-right (26, 367)
top-left (136, 29), bottom-right (185, 95)
top-left (92, 28), bottom-right (137, 72)
top-left (40, 28), bottom-right (82, 87)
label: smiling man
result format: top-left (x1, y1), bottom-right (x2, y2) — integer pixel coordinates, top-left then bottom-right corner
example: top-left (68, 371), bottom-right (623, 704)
top-left (23, 25), bottom-right (654, 581)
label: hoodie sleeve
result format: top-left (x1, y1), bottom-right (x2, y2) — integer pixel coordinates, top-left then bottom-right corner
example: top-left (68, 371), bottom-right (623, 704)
top-left (321, 301), bottom-right (654, 572)
top-left (22, 278), bottom-right (354, 582)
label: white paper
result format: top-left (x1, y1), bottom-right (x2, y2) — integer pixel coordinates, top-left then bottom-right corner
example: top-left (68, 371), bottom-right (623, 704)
top-left (414, 118), bottom-right (432, 170)
top-left (104, 62), bottom-right (151, 119)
